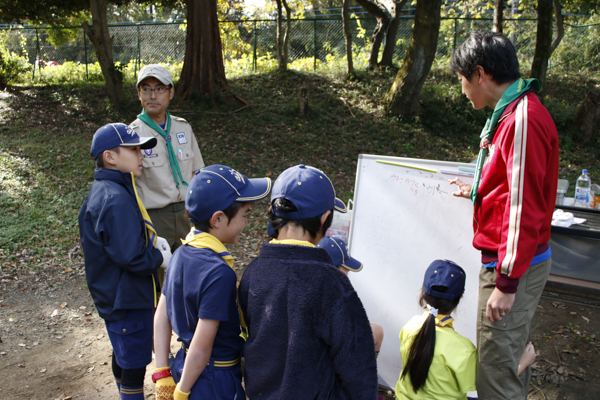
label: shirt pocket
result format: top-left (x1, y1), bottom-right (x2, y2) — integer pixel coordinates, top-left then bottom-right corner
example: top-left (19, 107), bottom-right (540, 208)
top-left (142, 148), bottom-right (167, 169)
top-left (479, 309), bottom-right (529, 365)
top-left (173, 140), bottom-right (194, 163)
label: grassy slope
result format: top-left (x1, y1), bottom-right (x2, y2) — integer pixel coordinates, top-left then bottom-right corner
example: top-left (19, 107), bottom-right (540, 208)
top-left (0, 70), bottom-right (598, 267)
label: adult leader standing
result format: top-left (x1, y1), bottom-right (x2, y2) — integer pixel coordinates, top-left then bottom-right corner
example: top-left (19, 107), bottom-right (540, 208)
top-left (448, 32), bottom-right (558, 399)
top-left (130, 64), bottom-right (204, 285)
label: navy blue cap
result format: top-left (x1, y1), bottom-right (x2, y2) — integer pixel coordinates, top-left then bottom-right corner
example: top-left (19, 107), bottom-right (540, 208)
top-left (186, 165), bottom-right (272, 223)
top-left (271, 164), bottom-right (346, 219)
top-left (317, 236), bottom-right (363, 272)
top-left (90, 123), bottom-right (157, 159)
top-left (423, 260), bottom-right (466, 300)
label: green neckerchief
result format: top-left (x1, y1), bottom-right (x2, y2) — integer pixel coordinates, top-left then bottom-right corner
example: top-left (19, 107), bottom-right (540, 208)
top-left (470, 78), bottom-right (540, 205)
top-left (137, 109), bottom-right (188, 188)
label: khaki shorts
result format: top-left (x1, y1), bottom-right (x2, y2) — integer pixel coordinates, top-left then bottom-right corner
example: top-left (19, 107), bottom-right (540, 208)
top-left (476, 258), bottom-right (551, 400)
top-left (148, 202), bottom-right (191, 287)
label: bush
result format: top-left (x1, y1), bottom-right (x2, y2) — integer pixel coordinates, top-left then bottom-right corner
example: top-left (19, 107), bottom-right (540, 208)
top-left (0, 31), bottom-right (31, 87)
top-left (35, 61), bottom-right (103, 84)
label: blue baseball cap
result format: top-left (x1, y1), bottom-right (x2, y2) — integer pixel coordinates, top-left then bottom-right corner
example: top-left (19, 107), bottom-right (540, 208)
top-left (317, 236), bottom-right (363, 272)
top-left (271, 164), bottom-right (346, 219)
top-left (90, 123), bottom-right (157, 159)
top-left (423, 260), bottom-right (466, 300)
top-left (186, 165), bottom-right (272, 223)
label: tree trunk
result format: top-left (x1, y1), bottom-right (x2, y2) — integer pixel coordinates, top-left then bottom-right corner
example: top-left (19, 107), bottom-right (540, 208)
top-left (530, 0), bottom-right (553, 93)
top-left (282, 0), bottom-right (291, 71)
top-left (551, 0), bottom-right (564, 53)
top-left (342, 0), bottom-right (354, 76)
top-left (0, 51), bottom-right (6, 88)
top-left (354, 0), bottom-right (387, 68)
top-left (384, 0), bottom-right (441, 118)
top-left (379, 0), bottom-right (409, 67)
top-left (493, 0), bottom-right (504, 33)
top-left (573, 86), bottom-right (600, 144)
top-left (82, 0), bottom-right (125, 111)
top-left (176, 0), bottom-right (229, 102)
top-left (275, 0), bottom-right (285, 71)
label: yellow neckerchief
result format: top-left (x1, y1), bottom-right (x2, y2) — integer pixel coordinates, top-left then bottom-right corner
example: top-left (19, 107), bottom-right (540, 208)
top-left (130, 173), bottom-right (158, 307)
top-left (131, 173), bottom-right (158, 248)
top-left (182, 229), bottom-right (248, 340)
top-left (182, 229), bottom-right (235, 267)
top-left (269, 238), bottom-right (316, 247)
top-left (428, 312), bottom-right (454, 329)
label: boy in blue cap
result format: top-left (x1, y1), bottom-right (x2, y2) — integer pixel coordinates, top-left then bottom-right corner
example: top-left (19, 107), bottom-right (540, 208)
top-left (316, 236), bottom-right (384, 358)
top-left (239, 164), bottom-right (378, 400)
top-left (153, 165), bottom-right (272, 400)
top-left (79, 123), bottom-right (172, 400)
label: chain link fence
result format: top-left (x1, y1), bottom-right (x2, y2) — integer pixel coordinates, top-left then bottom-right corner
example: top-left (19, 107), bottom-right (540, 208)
top-left (0, 15), bottom-right (596, 82)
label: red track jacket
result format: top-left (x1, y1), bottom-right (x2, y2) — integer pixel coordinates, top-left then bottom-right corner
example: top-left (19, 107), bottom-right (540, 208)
top-left (473, 91), bottom-right (559, 293)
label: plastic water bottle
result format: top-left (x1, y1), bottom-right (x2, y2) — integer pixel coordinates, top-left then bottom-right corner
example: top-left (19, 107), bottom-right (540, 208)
top-left (574, 169), bottom-right (592, 208)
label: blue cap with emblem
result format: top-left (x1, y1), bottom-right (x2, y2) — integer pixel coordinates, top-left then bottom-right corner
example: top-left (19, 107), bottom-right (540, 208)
top-left (186, 164), bottom-right (272, 223)
top-left (317, 236), bottom-right (363, 272)
top-left (423, 259), bottom-right (466, 300)
top-left (90, 123), bottom-right (157, 159)
top-left (271, 164), bottom-right (346, 219)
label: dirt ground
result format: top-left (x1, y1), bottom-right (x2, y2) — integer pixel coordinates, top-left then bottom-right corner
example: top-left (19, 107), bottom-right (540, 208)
top-left (2, 243), bottom-right (600, 400)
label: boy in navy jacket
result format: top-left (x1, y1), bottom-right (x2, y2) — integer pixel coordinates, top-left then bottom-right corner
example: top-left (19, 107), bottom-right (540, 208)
top-left (239, 165), bottom-right (378, 399)
top-left (79, 123), bottom-right (171, 400)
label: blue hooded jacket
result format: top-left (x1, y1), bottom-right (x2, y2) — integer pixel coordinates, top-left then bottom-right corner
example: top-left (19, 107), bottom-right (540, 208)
top-left (79, 168), bottom-right (162, 321)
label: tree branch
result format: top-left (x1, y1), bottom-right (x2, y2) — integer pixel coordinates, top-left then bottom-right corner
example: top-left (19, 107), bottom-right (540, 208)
top-left (551, 0), bottom-right (564, 53)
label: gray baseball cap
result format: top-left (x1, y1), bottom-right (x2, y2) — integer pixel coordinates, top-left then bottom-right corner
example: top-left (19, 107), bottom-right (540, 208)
top-left (136, 64), bottom-right (174, 87)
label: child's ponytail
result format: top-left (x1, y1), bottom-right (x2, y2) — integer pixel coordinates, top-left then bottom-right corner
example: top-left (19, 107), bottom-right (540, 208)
top-left (400, 301), bottom-right (436, 392)
top-left (400, 288), bottom-right (461, 393)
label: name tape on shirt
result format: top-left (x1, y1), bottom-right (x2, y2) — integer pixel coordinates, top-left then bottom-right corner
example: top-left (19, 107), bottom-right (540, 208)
top-left (144, 149), bottom-right (157, 158)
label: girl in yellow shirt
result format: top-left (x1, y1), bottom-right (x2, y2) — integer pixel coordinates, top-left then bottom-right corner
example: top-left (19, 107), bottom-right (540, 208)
top-left (396, 260), bottom-right (535, 400)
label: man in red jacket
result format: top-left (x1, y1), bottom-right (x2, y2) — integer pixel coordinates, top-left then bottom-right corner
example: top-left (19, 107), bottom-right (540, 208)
top-left (448, 32), bottom-right (559, 400)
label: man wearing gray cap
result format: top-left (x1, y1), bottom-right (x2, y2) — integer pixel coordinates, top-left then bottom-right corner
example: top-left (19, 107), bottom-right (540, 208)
top-left (130, 64), bottom-right (204, 284)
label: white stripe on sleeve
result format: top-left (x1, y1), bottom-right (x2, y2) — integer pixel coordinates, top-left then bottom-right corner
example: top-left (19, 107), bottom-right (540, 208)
top-left (501, 96), bottom-right (528, 277)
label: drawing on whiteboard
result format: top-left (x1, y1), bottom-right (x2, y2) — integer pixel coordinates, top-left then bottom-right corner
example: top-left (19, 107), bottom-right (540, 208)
top-left (388, 174), bottom-right (449, 197)
top-left (422, 182), bottom-right (448, 197)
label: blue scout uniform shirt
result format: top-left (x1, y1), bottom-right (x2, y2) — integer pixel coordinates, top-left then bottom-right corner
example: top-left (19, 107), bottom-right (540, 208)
top-left (163, 244), bottom-right (244, 360)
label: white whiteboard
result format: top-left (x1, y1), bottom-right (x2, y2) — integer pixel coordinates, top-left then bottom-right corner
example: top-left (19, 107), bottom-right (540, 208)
top-left (348, 154), bottom-right (481, 390)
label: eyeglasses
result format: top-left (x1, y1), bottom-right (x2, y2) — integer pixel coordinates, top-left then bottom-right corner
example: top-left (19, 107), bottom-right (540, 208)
top-left (139, 86), bottom-right (170, 95)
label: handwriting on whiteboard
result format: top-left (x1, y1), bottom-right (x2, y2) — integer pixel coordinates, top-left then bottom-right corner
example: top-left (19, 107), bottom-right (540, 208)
top-left (389, 174), bottom-right (449, 197)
